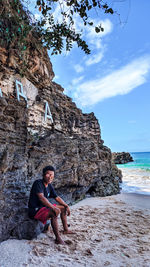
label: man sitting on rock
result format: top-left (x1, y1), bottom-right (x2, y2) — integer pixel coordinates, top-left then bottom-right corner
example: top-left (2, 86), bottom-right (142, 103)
top-left (28, 165), bottom-right (73, 245)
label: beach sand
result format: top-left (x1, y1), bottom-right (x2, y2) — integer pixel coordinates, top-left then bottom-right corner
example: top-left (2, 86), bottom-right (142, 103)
top-left (0, 193), bottom-right (150, 267)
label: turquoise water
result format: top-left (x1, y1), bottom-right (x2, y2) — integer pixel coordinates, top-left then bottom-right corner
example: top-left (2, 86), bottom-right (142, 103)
top-left (118, 152), bottom-right (150, 195)
top-left (117, 152), bottom-right (150, 171)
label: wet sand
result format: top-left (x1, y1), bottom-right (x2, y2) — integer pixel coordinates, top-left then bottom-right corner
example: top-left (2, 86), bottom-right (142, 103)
top-left (0, 193), bottom-right (150, 267)
top-left (119, 192), bottom-right (150, 211)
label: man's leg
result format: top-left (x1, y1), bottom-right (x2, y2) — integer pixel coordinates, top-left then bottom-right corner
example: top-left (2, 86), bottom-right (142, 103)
top-left (56, 205), bottom-right (74, 234)
top-left (48, 209), bottom-right (65, 244)
top-left (35, 207), bottom-right (65, 244)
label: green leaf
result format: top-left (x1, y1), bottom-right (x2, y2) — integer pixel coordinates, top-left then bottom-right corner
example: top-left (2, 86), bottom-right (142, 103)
top-left (37, 0), bottom-right (41, 5)
top-left (95, 26), bottom-right (100, 33)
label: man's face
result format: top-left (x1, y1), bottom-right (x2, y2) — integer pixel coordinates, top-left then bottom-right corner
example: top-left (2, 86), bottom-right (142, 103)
top-left (43, 170), bottom-right (54, 184)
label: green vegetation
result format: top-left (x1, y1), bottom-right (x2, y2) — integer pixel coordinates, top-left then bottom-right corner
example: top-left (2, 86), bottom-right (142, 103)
top-left (0, 0), bottom-right (114, 56)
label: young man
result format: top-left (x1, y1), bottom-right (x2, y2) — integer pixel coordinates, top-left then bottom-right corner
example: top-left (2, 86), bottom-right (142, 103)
top-left (28, 165), bottom-right (72, 244)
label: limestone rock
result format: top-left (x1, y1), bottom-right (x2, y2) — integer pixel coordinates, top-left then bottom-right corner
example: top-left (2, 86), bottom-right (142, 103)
top-left (0, 40), bottom-right (122, 241)
top-left (111, 163), bottom-right (122, 183)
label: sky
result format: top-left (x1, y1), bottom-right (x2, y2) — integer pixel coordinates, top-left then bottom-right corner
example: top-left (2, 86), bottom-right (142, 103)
top-left (27, 0), bottom-right (150, 153)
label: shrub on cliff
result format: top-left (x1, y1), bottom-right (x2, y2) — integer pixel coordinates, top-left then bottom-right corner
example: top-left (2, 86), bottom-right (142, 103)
top-left (0, 0), bottom-right (115, 57)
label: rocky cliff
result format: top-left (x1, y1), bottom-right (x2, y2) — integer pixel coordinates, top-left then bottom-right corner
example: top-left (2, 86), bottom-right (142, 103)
top-left (0, 35), bottom-right (122, 241)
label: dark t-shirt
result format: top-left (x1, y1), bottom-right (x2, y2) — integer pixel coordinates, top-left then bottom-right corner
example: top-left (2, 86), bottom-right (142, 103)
top-left (28, 179), bottom-right (58, 218)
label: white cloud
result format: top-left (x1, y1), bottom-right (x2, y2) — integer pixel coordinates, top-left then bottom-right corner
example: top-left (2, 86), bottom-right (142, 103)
top-left (73, 56), bottom-right (150, 106)
top-left (85, 51), bottom-right (104, 66)
top-left (72, 17), bottom-right (113, 51)
top-left (52, 2), bottom-right (69, 24)
top-left (74, 64), bottom-right (84, 73)
top-left (34, 13), bottom-right (41, 21)
top-left (88, 38), bottom-right (102, 49)
top-left (53, 75), bottom-right (59, 80)
top-left (85, 19), bottom-right (113, 50)
top-left (86, 19), bottom-right (113, 39)
top-left (72, 76), bottom-right (84, 85)
top-left (82, 19), bottom-right (113, 66)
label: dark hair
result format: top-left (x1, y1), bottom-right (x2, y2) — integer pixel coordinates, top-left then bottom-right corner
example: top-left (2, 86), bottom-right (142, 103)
top-left (43, 165), bottom-right (55, 176)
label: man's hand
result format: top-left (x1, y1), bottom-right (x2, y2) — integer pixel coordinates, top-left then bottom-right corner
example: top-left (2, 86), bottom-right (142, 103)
top-left (55, 196), bottom-right (71, 216)
top-left (53, 206), bottom-right (61, 217)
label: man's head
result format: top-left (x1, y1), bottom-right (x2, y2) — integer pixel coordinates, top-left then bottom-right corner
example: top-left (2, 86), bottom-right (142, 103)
top-left (43, 165), bottom-right (55, 184)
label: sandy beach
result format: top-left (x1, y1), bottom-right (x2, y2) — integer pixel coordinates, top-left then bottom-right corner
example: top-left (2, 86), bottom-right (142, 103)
top-left (0, 193), bottom-right (150, 267)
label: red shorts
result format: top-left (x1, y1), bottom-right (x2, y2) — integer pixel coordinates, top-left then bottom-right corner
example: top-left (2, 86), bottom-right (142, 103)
top-left (34, 204), bottom-right (56, 225)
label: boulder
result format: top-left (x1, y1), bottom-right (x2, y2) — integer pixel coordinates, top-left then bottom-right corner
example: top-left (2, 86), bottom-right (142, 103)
top-left (112, 152), bottom-right (134, 164)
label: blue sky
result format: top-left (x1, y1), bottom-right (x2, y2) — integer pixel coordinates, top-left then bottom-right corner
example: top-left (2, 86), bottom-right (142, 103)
top-left (49, 0), bottom-right (150, 153)
top-left (27, 0), bottom-right (150, 153)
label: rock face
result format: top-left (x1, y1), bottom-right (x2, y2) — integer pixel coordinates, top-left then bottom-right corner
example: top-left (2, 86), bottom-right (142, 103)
top-left (0, 41), bottom-right (122, 241)
top-left (112, 152), bottom-right (134, 164)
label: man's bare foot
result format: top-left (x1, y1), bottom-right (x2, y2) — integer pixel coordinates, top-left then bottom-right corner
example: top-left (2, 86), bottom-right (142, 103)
top-left (55, 238), bottom-right (65, 245)
top-left (63, 230), bottom-right (75, 235)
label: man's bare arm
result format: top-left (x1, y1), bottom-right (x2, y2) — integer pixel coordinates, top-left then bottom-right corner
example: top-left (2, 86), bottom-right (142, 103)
top-left (37, 193), bottom-right (60, 216)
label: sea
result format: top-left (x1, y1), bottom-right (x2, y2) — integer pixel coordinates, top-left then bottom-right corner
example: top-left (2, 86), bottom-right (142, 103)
top-left (117, 152), bottom-right (150, 195)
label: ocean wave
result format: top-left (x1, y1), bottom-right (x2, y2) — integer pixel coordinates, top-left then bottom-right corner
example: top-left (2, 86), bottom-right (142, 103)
top-left (117, 164), bottom-right (150, 172)
top-left (119, 167), bottom-right (150, 195)
top-left (141, 167), bottom-right (150, 172)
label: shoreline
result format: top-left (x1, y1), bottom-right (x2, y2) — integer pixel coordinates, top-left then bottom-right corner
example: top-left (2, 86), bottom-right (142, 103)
top-left (1, 193), bottom-right (150, 267)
